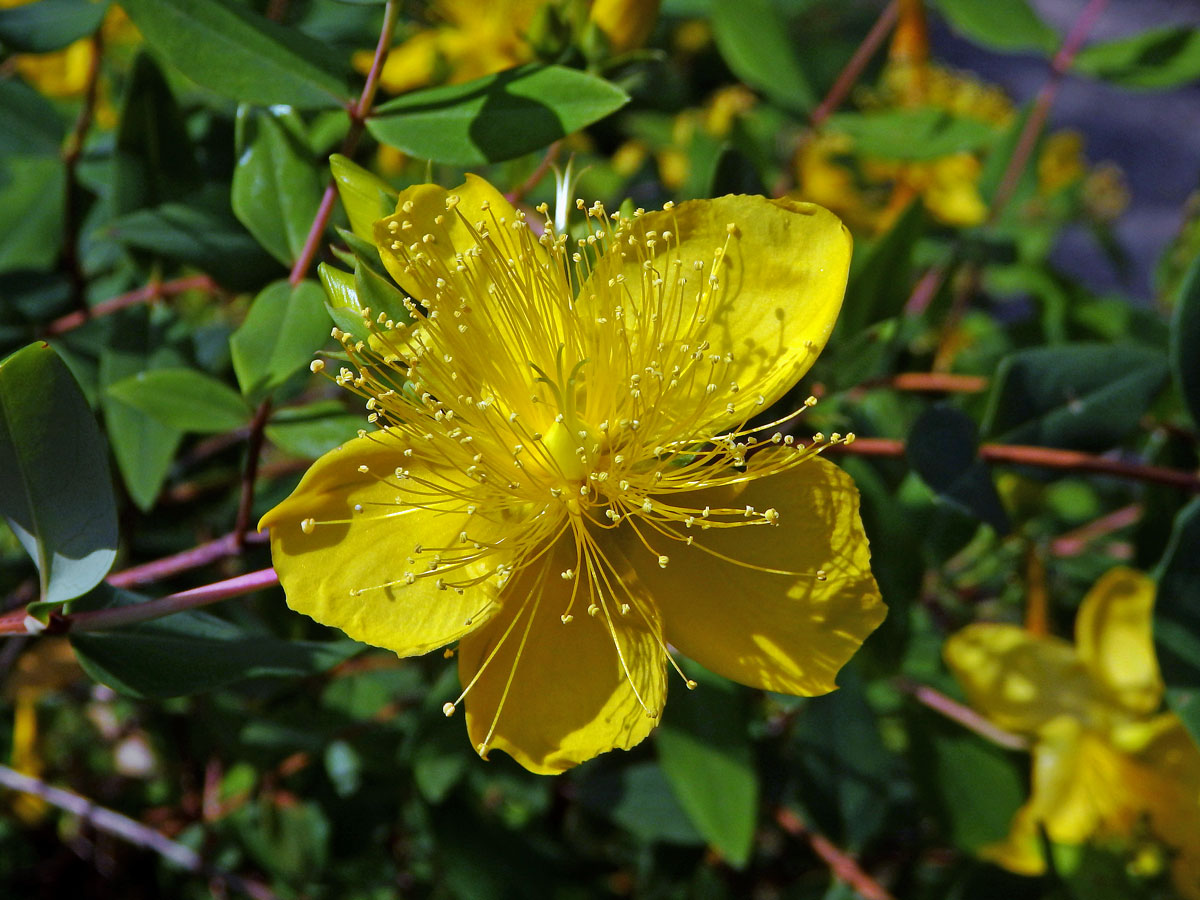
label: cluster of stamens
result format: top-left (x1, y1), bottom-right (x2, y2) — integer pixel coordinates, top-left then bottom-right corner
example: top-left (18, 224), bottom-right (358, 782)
top-left (303, 192), bottom-right (854, 753)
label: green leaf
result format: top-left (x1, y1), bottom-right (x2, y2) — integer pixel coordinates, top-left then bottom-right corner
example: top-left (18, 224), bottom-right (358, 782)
top-left (1074, 27), bottom-right (1200, 90)
top-left (908, 404), bottom-right (1010, 533)
top-left (0, 343), bottom-right (117, 606)
top-left (367, 64), bottom-right (629, 166)
top-left (656, 669), bottom-right (757, 868)
top-left (265, 402), bottom-right (361, 458)
top-left (113, 53), bottom-right (201, 216)
top-left (232, 106), bottom-right (324, 267)
top-left (711, 0), bottom-right (815, 113)
top-left (70, 585), bottom-right (360, 698)
top-left (577, 762), bottom-right (704, 845)
top-left (824, 108), bottom-right (1001, 161)
top-left (0, 157), bottom-right (65, 274)
top-left (105, 190), bottom-right (281, 291)
top-left (119, 0), bottom-right (351, 109)
top-left (1154, 498), bottom-right (1200, 745)
top-left (98, 314), bottom-right (185, 511)
top-left (330, 153), bottom-right (397, 241)
top-left (106, 367), bottom-right (249, 433)
top-left (231, 279), bottom-right (330, 401)
top-left (981, 343), bottom-right (1169, 451)
top-left (931, 0), bottom-right (1058, 54)
top-left (840, 201), bottom-right (928, 337)
top-left (0, 79), bottom-right (65, 157)
top-left (1170, 252), bottom-right (1200, 432)
top-left (0, 0), bottom-right (107, 53)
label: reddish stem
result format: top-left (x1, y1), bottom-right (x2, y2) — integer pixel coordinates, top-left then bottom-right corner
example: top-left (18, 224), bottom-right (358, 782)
top-left (42, 275), bottom-right (218, 337)
top-left (896, 679), bottom-right (1028, 750)
top-left (106, 530), bottom-right (268, 589)
top-left (810, 1), bottom-right (899, 129)
top-left (774, 807), bottom-right (896, 900)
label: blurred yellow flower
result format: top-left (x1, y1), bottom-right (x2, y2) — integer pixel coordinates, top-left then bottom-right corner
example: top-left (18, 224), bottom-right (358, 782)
top-left (262, 173), bottom-right (885, 773)
top-left (588, 0), bottom-right (660, 55)
top-left (945, 568), bottom-right (1200, 897)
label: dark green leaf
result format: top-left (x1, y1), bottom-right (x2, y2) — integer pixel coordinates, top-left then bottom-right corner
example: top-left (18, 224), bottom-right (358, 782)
top-left (577, 762), bottom-right (704, 845)
top-left (1074, 26), bottom-right (1200, 90)
top-left (106, 367), bottom-right (249, 433)
top-left (231, 280), bottom-right (329, 402)
top-left (981, 343), bottom-right (1169, 450)
top-left (231, 106), bottom-right (324, 266)
top-left (840, 202), bottom-right (928, 337)
top-left (0, 158), bottom-right (65, 273)
top-left (711, 0), bottom-right (815, 112)
top-left (119, 0), bottom-right (351, 108)
top-left (824, 108), bottom-right (1001, 161)
top-left (113, 53), bottom-right (201, 216)
top-left (908, 404), bottom-right (1010, 533)
top-left (657, 669), bottom-right (757, 868)
top-left (105, 191), bottom-right (281, 291)
top-left (931, 0), bottom-right (1058, 54)
top-left (1154, 498), bottom-right (1200, 745)
top-left (0, 78), bottom-right (65, 157)
top-left (0, 343), bottom-right (117, 606)
top-left (70, 585), bottom-right (360, 698)
top-left (0, 0), bottom-right (107, 52)
top-left (1171, 252), bottom-right (1200, 432)
top-left (98, 314), bottom-right (185, 511)
top-left (368, 64), bottom-right (629, 166)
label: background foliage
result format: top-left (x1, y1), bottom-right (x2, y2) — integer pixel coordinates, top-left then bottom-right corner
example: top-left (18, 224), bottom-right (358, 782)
top-left (1, 0), bottom-right (1199, 897)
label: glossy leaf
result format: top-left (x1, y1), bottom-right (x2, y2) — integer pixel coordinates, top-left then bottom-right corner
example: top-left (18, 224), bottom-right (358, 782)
top-left (824, 108), bottom-right (1000, 161)
top-left (98, 314), bottom-right (185, 511)
top-left (840, 201), bottom-right (928, 337)
top-left (1154, 498), bottom-right (1200, 744)
top-left (931, 0), bottom-right (1058, 54)
top-left (71, 586), bottom-right (360, 698)
top-left (657, 670), bottom-right (757, 868)
top-left (367, 64), bottom-right (629, 166)
top-left (230, 279), bottom-right (330, 401)
top-left (711, 0), bottom-right (815, 113)
top-left (1074, 27), bottom-right (1200, 90)
top-left (1171, 251), bottom-right (1200, 432)
top-left (0, 0), bottom-right (107, 52)
top-left (908, 404), bottom-right (1010, 534)
top-left (112, 53), bottom-right (201, 216)
top-left (106, 367), bottom-right (249, 434)
top-left (232, 106), bottom-right (324, 267)
top-left (0, 158), bottom-right (65, 274)
top-left (981, 343), bottom-right (1169, 450)
top-left (330, 153), bottom-right (396, 241)
top-left (0, 343), bottom-right (117, 606)
top-left (119, 0), bottom-right (351, 109)
top-left (265, 401), bottom-right (361, 459)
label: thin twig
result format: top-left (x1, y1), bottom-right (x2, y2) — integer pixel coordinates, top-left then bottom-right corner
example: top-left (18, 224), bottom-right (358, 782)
top-left (810, 1), bottom-right (899, 129)
top-left (233, 399), bottom-right (273, 550)
top-left (42, 275), bottom-right (218, 337)
top-left (1050, 503), bottom-right (1142, 557)
top-left (989, 0), bottom-right (1108, 220)
top-left (860, 373), bottom-right (988, 394)
top-left (0, 568), bottom-right (279, 635)
top-left (829, 437), bottom-right (1200, 493)
top-left (774, 806), bottom-right (896, 900)
top-left (506, 141), bottom-right (562, 204)
top-left (0, 763), bottom-right (280, 900)
top-left (60, 31), bottom-right (104, 315)
top-left (106, 530), bottom-right (268, 589)
top-left (895, 679), bottom-right (1028, 751)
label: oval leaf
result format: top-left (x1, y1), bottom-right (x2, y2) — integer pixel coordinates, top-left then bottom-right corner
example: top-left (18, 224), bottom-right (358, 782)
top-left (106, 367), bottom-right (249, 433)
top-left (0, 0), bottom-right (107, 54)
top-left (1074, 26), bottom-right (1200, 90)
top-left (231, 279), bottom-right (331, 401)
top-left (931, 0), bottom-right (1058, 54)
top-left (908, 404), bottom-right (1010, 534)
top-left (1171, 252), bottom-right (1200, 432)
top-left (367, 64), bottom-right (629, 166)
top-left (0, 343), bottom-right (117, 606)
top-left (119, 0), bottom-right (351, 109)
top-left (1154, 499), bottom-right (1200, 745)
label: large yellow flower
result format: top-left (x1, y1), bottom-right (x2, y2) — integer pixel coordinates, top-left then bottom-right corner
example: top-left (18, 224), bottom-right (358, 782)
top-left (261, 173), bottom-right (885, 773)
top-left (944, 568), bottom-right (1200, 897)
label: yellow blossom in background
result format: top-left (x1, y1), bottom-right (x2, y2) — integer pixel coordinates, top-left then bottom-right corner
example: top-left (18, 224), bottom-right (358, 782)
top-left (944, 568), bottom-right (1200, 898)
top-left (1, 0), bottom-right (140, 129)
top-left (588, 0), bottom-right (660, 55)
top-left (261, 172), bottom-right (886, 773)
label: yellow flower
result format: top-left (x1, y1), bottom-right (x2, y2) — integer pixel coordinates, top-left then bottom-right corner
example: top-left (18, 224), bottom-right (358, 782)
top-left (587, 0), bottom-right (660, 55)
top-left (356, 0), bottom-right (546, 93)
top-left (261, 172), bottom-right (886, 773)
top-left (944, 568), bottom-right (1200, 897)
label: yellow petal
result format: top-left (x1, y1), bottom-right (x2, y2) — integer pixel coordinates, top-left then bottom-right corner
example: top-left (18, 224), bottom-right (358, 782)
top-left (456, 535), bottom-right (666, 774)
top-left (591, 194), bottom-right (851, 433)
top-left (979, 803), bottom-right (1048, 876)
top-left (1074, 567), bottom-right (1163, 716)
top-left (625, 457), bottom-right (885, 696)
top-left (943, 623), bottom-right (1103, 736)
top-left (260, 433), bottom-right (501, 656)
